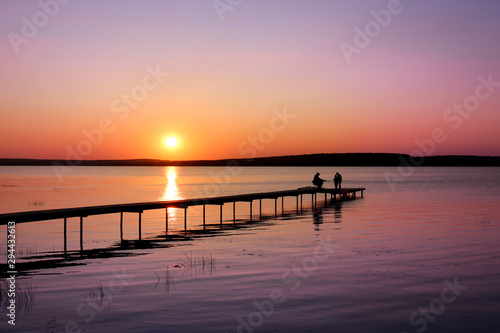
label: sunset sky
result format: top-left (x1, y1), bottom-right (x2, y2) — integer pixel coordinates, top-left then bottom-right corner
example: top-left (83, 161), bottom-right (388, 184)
top-left (1, 0), bottom-right (499, 161)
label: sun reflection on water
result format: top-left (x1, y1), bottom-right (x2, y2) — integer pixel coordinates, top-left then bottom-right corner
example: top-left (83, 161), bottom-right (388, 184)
top-left (160, 167), bottom-right (182, 220)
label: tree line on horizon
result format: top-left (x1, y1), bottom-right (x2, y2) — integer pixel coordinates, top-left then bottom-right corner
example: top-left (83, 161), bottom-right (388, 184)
top-left (1, 153), bottom-right (499, 167)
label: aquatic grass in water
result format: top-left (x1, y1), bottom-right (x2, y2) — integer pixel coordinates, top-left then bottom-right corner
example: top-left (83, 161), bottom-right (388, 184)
top-left (153, 268), bottom-right (176, 294)
top-left (87, 281), bottom-right (110, 309)
top-left (0, 246), bottom-right (38, 257)
top-left (28, 200), bottom-right (45, 206)
top-left (474, 218), bottom-right (491, 227)
top-left (0, 280), bottom-right (36, 315)
top-left (181, 251), bottom-right (216, 275)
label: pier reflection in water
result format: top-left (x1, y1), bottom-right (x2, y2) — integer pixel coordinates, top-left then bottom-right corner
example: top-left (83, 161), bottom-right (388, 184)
top-left (2, 198), bottom-right (352, 278)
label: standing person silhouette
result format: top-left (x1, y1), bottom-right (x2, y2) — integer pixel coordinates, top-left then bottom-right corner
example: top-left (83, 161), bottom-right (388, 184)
top-left (334, 172), bottom-right (342, 189)
top-left (312, 173), bottom-right (325, 188)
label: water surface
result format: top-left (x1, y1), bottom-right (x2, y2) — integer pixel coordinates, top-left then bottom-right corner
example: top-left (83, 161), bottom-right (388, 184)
top-left (0, 166), bottom-right (499, 332)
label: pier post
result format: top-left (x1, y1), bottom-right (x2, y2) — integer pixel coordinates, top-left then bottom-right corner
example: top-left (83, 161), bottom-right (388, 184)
top-left (325, 193), bottom-right (327, 207)
top-left (296, 195), bottom-right (298, 214)
top-left (184, 208), bottom-right (187, 232)
top-left (259, 199), bottom-right (262, 221)
top-left (220, 204), bottom-right (223, 229)
top-left (80, 216), bottom-right (83, 251)
top-left (138, 212), bottom-right (142, 241)
top-left (281, 196), bottom-right (284, 214)
top-left (165, 207), bottom-right (168, 233)
top-left (64, 217), bottom-right (67, 253)
top-left (233, 202), bottom-right (236, 226)
top-left (300, 194), bottom-right (303, 211)
top-left (361, 190), bottom-right (363, 198)
top-left (203, 205), bottom-right (206, 229)
top-left (274, 198), bottom-right (277, 218)
top-left (250, 201), bottom-right (253, 222)
top-left (120, 212), bottom-right (123, 242)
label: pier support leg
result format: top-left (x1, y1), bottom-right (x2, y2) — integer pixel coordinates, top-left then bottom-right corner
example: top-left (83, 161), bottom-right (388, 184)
top-left (80, 216), bottom-right (83, 251)
top-left (250, 201), bottom-right (253, 222)
top-left (220, 205), bottom-right (223, 229)
top-left (138, 212), bottom-right (142, 241)
top-left (300, 194), bottom-right (303, 212)
top-left (203, 205), bottom-right (206, 229)
top-left (274, 198), bottom-right (277, 218)
top-left (184, 208), bottom-right (187, 233)
top-left (296, 196), bottom-right (299, 214)
top-left (325, 193), bottom-right (327, 207)
top-left (120, 212), bottom-right (123, 242)
top-left (259, 199), bottom-right (262, 221)
top-left (361, 190), bottom-right (363, 198)
top-left (281, 196), bottom-right (284, 214)
top-left (165, 208), bottom-right (168, 233)
top-left (64, 217), bottom-right (67, 254)
top-left (233, 202), bottom-right (236, 226)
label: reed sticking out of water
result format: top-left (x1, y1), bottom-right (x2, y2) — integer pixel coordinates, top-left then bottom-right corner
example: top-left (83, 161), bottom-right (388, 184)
top-left (87, 281), bottom-right (109, 309)
top-left (0, 280), bottom-right (36, 315)
top-left (180, 251), bottom-right (217, 276)
top-left (28, 200), bottom-right (45, 206)
top-left (474, 218), bottom-right (491, 228)
top-left (153, 268), bottom-right (175, 294)
top-left (0, 246), bottom-right (38, 257)
top-left (164, 269), bottom-right (175, 294)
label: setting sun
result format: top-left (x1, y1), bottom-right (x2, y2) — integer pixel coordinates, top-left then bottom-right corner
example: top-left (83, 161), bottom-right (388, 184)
top-left (165, 137), bottom-right (178, 148)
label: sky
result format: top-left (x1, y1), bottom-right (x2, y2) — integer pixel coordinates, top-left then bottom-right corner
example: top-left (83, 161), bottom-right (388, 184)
top-left (1, 0), bottom-right (500, 161)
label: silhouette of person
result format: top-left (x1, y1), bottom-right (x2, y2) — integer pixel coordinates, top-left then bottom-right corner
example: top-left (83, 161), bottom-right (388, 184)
top-left (334, 172), bottom-right (342, 189)
top-left (312, 173), bottom-right (325, 188)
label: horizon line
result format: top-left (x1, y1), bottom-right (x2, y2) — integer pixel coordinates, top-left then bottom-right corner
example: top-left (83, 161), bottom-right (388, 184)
top-left (1, 152), bottom-right (500, 163)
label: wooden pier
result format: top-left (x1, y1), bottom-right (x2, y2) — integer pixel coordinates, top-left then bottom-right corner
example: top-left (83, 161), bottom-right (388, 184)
top-left (1, 187), bottom-right (364, 250)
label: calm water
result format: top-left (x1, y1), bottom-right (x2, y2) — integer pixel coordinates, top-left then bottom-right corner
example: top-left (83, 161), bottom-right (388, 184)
top-left (1, 166), bottom-right (500, 332)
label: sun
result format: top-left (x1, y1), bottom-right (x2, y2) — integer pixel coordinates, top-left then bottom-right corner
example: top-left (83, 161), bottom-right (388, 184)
top-left (165, 136), bottom-right (178, 148)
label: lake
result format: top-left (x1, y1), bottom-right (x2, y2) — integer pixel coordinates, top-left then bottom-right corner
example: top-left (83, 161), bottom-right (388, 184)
top-left (1, 166), bottom-right (499, 332)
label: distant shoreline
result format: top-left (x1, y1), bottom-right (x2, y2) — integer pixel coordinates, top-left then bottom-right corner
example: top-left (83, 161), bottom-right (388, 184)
top-left (1, 153), bottom-right (500, 167)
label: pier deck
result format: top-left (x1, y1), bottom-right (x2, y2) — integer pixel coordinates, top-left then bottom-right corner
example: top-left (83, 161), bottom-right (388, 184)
top-left (0, 187), bottom-right (364, 225)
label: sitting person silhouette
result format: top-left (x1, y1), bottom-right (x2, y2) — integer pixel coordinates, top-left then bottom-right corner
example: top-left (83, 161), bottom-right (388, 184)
top-left (312, 173), bottom-right (325, 188)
